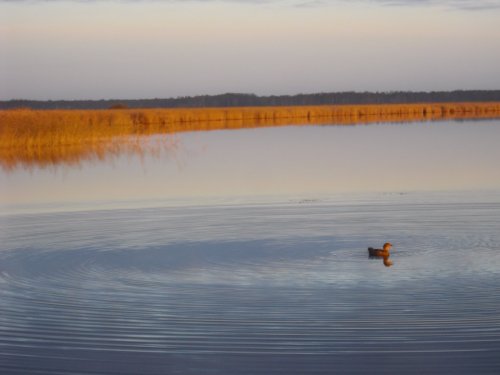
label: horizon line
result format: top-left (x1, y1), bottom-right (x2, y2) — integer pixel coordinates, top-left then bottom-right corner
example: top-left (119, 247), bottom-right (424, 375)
top-left (3, 89), bottom-right (500, 103)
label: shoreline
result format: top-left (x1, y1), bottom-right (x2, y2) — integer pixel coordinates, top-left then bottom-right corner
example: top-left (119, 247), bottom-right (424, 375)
top-left (2, 102), bottom-right (500, 139)
top-left (2, 102), bottom-right (500, 170)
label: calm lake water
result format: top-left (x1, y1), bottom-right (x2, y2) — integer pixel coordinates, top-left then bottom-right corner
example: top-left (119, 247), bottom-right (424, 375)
top-left (1, 120), bottom-right (500, 374)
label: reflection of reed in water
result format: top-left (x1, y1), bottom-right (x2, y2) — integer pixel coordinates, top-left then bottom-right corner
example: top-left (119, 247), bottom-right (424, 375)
top-left (0, 135), bottom-right (180, 172)
top-left (1, 102), bottom-right (500, 170)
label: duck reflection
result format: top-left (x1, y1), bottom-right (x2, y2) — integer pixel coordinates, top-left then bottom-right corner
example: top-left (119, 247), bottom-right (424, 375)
top-left (381, 255), bottom-right (393, 267)
top-left (368, 242), bottom-right (394, 267)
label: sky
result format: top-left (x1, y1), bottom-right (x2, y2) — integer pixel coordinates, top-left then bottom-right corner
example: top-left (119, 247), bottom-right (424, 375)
top-left (1, 0), bottom-right (500, 100)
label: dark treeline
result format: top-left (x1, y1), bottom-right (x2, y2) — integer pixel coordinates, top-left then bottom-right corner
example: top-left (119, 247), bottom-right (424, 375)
top-left (2, 90), bottom-right (500, 110)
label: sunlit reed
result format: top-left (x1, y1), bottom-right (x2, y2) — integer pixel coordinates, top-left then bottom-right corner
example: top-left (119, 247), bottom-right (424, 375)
top-left (2, 102), bottom-right (500, 170)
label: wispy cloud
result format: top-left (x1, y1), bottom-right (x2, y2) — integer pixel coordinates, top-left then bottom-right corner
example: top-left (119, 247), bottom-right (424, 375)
top-left (2, 0), bottom-right (500, 11)
top-left (369, 0), bottom-right (500, 10)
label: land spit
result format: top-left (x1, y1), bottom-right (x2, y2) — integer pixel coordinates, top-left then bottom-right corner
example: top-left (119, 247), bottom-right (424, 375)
top-left (2, 102), bottom-right (500, 169)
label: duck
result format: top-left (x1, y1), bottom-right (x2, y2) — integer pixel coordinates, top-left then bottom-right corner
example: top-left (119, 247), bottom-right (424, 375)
top-left (368, 242), bottom-right (393, 257)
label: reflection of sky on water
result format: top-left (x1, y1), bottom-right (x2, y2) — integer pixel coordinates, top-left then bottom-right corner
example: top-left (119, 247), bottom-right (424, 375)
top-left (1, 194), bottom-right (500, 374)
top-left (1, 120), bottom-right (500, 211)
top-left (1, 120), bottom-right (500, 374)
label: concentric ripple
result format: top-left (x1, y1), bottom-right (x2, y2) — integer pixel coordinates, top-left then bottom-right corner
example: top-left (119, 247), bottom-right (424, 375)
top-left (1, 196), bottom-right (500, 374)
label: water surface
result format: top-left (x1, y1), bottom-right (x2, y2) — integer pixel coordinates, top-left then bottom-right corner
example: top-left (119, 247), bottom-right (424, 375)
top-left (2, 194), bottom-right (500, 374)
top-left (2, 120), bottom-right (500, 211)
top-left (1, 120), bottom-right (500, 374)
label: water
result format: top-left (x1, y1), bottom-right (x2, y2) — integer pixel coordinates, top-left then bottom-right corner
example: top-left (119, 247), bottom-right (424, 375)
top-left (1, 194), bottom-right (500, 374)
top-left (3, 120), bottom-right (500, 211)
top-left (1, 120), bottom-right (500, 373)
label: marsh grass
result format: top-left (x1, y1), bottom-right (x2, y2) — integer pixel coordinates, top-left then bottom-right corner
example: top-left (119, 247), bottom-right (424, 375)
top-left (2, 103), bottom-right (500, 170)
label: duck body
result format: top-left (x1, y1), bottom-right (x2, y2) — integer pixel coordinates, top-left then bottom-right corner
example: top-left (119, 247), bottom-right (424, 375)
top-left (368, 242), bottom-right (393, 257)
top-left (368, 247), bottom-right (389, 257)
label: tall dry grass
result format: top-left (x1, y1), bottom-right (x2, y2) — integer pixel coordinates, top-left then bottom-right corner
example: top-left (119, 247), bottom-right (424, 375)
top-left (2, 102), bottom-right (500, 170)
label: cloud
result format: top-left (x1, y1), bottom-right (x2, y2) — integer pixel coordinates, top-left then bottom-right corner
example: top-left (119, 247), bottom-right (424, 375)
top-left (368, 0), bottom-right (500, 10)
top-left (2, 0), bottom-right (500, 11)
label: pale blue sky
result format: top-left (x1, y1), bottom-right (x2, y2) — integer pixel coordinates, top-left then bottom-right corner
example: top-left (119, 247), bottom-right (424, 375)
top-left (1, 0), bottom-right (499, 100)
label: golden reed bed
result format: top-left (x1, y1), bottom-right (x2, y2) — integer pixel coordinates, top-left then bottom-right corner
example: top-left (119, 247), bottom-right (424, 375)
top-left (1, 102), bottom-right (500, 170)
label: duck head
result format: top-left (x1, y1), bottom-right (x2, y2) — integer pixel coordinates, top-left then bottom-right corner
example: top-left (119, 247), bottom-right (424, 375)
top-left (383, 243), bottom-right (393, 251)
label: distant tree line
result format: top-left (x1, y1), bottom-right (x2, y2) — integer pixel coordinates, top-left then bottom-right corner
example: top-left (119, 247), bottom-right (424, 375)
top-left (2, 90), bottom-right (500, 110)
